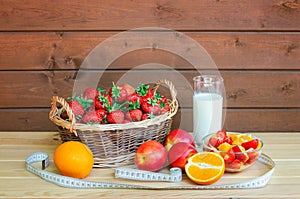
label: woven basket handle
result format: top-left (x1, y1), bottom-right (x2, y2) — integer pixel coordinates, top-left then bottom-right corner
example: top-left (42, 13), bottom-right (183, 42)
top-left (49, 96), bottom-right (76, 134)
top-left (153, 79), bottom-right (178, 118)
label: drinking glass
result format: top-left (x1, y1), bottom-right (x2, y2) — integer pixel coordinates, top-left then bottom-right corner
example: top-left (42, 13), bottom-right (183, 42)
top-left (193, 75), bottom-right (224, 146)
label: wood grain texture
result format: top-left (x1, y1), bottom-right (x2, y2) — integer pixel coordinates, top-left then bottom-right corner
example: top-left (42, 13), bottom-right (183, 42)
top-left (1, 108), bottom-right (299, 132)
top-left (177, 108), bottom-right (300, 132)
top-left (0, 32), bottom-right (300, 70)
top-left (0, 70), bottom-right (299, 108)
top-left (0, 0), bottom-right (299, 132)
top-left (0, 0), bottom-right (300, 31)
top-left (0, 131), bottom-right (299, 198)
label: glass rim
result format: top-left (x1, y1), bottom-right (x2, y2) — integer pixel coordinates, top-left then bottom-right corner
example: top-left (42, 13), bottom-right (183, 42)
top-left (193, 75), bottom-right (224, 83)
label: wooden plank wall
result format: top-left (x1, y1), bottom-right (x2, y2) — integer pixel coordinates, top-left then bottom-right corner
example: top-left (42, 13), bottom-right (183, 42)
top-left (0, 0), bottom-right (299, 132)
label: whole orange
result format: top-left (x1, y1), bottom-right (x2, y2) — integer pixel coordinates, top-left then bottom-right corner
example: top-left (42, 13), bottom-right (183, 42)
top-left (54, 141), bottom-right (94, 179)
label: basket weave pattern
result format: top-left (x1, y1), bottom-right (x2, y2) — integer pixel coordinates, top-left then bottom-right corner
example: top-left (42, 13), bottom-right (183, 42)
top-left (49, 80), bottom-right (178, 168)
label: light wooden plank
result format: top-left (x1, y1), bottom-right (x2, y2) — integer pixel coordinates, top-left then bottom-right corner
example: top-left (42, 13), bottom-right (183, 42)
top-left (1, 131), bottom-right (299, 162)
top-left (0, 131), bottom-right (61, 145)
top-left (0, 132), bottom-right (300, 198)
top-left (2, 132), bottom-right (299, 146)
top-left (1, 159), bottom-right (298, 178)
top-left (0, 145), bottom-right (57, 161)
top-left (1, 179), bottom-right (300, 199)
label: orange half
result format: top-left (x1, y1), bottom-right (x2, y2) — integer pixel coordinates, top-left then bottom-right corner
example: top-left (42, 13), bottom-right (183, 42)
top-left (185, 152), bottom-right (225, 185)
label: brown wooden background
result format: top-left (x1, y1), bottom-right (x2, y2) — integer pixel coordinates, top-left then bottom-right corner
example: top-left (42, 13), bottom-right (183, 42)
top-left (0, 0), bottom-right (299, 132)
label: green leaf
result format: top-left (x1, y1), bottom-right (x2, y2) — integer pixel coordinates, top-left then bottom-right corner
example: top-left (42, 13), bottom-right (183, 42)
top-left (147, 97), bottom-right (157, 105)
top-left (147, 113), bottom-right (156, 119)
top-left (76, 97), bottom-right (93, 110)
top-left (97, 87), bottom-right (106, 93)
top-left (154, 92), bottom-right (162, 101)
top-left (129, 100), bottom-right (140, 110)
top-left (135, 84), bottom-right (150, 96)
top-left (111, 82), bottom-right (121, 98)
top-left (160, 101), bottom-right (166, 108)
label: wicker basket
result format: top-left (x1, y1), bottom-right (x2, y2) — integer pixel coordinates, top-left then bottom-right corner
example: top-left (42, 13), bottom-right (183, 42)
top-left (49, 79), bottom-right (178, 168)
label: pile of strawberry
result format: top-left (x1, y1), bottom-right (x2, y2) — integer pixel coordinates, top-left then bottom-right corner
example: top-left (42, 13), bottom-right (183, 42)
top-left (61, 82), bottom-right (170, 124)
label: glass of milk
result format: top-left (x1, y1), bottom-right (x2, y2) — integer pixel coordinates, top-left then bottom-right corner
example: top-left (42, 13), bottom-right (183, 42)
top-left (193, 75), bottom-right (224, 147)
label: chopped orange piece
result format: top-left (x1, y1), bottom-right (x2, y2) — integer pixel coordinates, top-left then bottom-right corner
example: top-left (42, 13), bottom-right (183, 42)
top-left (185, 152), bottom-right (225, 185)
top-left (230, 133), bottom-right (252, 145)
top-left (218, 142), bottom-right (232, 152)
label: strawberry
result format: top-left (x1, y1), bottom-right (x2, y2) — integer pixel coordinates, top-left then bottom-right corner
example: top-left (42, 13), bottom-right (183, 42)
top-left (246, 157), bottom-right (257, 165)
top-left (160, 95), bottom-right (167, 104)
top-left (224, 136), bottom-right (233, 145)
top-left (226, 159), bottom-right (241, 170)
top-left (141, 97), bottom-right (161, 115)
top-left (247, 151), bottom-right (259, 160)
top-left (216, 130), bottom-right (227, 141)
top-left (60, 110), bottom-right (68, 120)
top-left (223, 149), bottom-right (235, 163)
top-left (96, 108), bottom-right (107, 120)
top-left (232, 145), bottom-right (249, 163)
top-left (82, 110), bottom-right (102, 124)
top-left (83, 88), bottom-right (99, 100)
top-left (246, 151), bottom-right (259, 164)
top-left (141, 102), bottom-right (160, 115)
top-left (94, 98), bottom-right (103, 110)
top-left (125, 99), bottom-right (143, 122)
top-left (160, 103), bottom-right (170, 114)
top-left (137, 84), bottom-right (168, 115)
top-left (128, 97), bottom-right (141, 109)
top-left (208, 137), bottom-right (222, 148)
top-left (122, 119), bottom-right (130, 124)
top-left (125, 109), bottom-right (143, 122)
top-left (154, 92), bottom-right (170, 114)
top-left (107, 110), bottom-right (125, 124)
top-left (110, 82), bottom-right (128, 103)
top-left (95, 93), bottom-right (113, 110)
top-left (68, 100), bottom-right (84, 118)
top-left (128, 93), bottom-right (142, 104)
top-left (135, 84), bottom-right (154, 102)
top-left (141, 113), bottom-right (148, 121)
top-left (141, 113), bottom-right (155, 120)
top-left (241, 139), bottom-right (259, 150)
top-left (208, 130), bottom-right (228, 147)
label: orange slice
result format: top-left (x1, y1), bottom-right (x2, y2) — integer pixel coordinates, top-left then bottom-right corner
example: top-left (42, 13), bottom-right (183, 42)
top-left (185, 152), bottom-right (225, 185)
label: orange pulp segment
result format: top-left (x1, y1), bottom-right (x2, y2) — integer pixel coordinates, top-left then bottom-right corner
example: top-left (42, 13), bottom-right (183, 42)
top-left (185, 152), bottom-right (225, 185)
top-left (229, 133), bottom-right (252, 145)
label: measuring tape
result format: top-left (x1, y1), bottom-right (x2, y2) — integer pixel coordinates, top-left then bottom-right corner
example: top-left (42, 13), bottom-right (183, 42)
top-left (25, 152), bottom-right (275, 189)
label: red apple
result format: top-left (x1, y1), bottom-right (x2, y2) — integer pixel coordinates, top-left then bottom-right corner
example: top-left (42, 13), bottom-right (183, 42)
top-left (168, 142), bottom-right (197, 170)
top-left (135, 140), bottom-right (167, 172)
top-left (165, 129), bottom-right (195, 151)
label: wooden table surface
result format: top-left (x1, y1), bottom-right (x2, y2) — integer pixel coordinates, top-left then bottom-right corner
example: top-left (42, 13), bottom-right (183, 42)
top-left (0, 131), bottom-right (299, 198)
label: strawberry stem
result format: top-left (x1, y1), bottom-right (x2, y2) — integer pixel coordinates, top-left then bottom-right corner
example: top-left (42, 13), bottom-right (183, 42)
top-left (136, 84), bottom-right (150, 96)
top-left (111, 82), bottom-right (121, 98)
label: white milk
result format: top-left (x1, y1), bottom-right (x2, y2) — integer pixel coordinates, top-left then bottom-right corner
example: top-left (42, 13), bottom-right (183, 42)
top-left (193, 93), bottom-right (223, 146)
